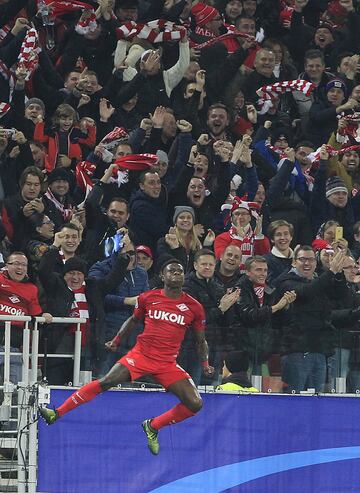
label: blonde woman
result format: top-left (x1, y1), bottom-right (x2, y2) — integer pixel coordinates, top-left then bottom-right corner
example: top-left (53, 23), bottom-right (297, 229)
top-left (157, 206), bottom-right (214, 272)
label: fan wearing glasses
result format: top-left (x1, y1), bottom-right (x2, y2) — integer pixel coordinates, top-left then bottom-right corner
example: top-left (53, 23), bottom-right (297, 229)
top-left (276, 245), bottom-right (350, 394)
top-left (0, 252), bottom-right (52, 385)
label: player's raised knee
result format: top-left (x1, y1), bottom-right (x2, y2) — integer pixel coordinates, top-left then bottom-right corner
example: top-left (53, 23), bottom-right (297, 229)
top-left (188, 395), bottom-right (203, 413)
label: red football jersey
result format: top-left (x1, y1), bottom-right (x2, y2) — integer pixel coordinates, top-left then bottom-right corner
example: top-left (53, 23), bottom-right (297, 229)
top-left (0, 272), bottom-right (42, 326)
top-left (133, 289), bottom-right (206, 362)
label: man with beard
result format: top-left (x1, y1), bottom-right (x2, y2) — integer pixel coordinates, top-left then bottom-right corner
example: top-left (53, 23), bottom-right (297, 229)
top-left (206, 104), bottom-right (232, 141)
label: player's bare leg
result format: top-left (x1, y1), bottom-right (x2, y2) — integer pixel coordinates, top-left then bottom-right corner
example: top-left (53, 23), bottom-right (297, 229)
top-left (142, 378), bottom-right (202, 456)
top-left (39, 363), bottom-right (131, 424)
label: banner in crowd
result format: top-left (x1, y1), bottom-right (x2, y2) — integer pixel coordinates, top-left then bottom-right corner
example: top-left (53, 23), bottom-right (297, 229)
top-left (38, 390), bottom-right (360, 492)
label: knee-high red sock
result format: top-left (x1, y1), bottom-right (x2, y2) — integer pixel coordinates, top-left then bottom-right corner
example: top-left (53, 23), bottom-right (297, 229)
top-left (150, 403), bottom-right (195, 431)
top-left (57, 380), bottom-right (103, 417)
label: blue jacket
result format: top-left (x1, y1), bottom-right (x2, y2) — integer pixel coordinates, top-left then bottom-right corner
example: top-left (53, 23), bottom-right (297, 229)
top-left (88, 254), bottom-right (149, 329)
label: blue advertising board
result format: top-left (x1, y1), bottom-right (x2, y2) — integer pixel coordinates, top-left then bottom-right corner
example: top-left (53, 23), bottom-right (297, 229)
top-left (38, 389), bottom-right (360, 492)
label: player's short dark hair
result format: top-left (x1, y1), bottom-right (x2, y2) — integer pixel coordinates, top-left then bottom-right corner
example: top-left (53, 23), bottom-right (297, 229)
top-left (160, 257), bottom-right (184, 273)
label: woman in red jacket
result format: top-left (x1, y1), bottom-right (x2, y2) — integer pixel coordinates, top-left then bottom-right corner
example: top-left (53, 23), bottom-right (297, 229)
top-left (34, 103), bottom-right (96, 174)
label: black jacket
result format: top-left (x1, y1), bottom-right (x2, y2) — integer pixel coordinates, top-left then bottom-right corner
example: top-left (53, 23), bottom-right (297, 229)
top-left (277, 269), bottom-right (348, 355)
top-left (183, 272), bottom-right (232, 348)
top-left (235, 276), bottom-right (280, 363)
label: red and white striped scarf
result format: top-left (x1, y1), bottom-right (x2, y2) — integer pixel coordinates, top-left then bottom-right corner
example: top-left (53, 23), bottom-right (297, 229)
top-left (44, 188), bottom-right (73, 221)
top-left (336, 112), bottom-right (360, 144)
top-left (75, 10), bottom-right (97, 35)
top-left (0, 102), bottom-right (11, 118)
top-left (18, 28), bottom-right (41, 80)
top-left (0, 24), bottom-right (10, 41)
top-left (100, 126), bottom-right (128, 150)
top-left (256, 79), bottom-right (315, 114)
top-left (307, 144), bottom-right (360, 163)
top-left (75, 160), bottom-right (96, 195)
top-left (116, 19), bottom-right (186, 43)
top-left (68, 284), bottom-right (89, 345)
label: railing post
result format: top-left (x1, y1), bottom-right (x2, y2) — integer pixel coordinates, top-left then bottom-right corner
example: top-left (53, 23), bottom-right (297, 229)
top-left (3, 320), bottom-right (11, 384)
top-left (17, 384), bottom-right (27, 493)
top-left (31, 321), bottom-right (40, 385)
top-left (73, 323), bottom-right (82, 387)
top-left (21, 323), bottom-right (30, 385)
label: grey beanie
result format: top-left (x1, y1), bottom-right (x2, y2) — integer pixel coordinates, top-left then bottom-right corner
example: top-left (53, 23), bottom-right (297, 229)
top-left (156, 150), bottom-right (169, 164)
top-left (173, 206), bottom-right (195, 224)
top-left (25, 98), bottom-right (45, 115)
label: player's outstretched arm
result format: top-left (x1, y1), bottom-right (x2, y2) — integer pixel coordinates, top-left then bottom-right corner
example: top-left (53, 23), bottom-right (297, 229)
top-left (105, 314), bottom-right (141, 352)
top-left (194, 331), bottom-right (214, 377)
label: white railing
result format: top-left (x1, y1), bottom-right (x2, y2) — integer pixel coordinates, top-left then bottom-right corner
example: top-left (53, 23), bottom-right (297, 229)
top-left (0, 315), bottom-right (86, 493)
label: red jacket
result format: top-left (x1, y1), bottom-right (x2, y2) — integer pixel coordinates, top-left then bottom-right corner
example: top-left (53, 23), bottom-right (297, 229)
top-left (34, 122), bottom-right (96, 173)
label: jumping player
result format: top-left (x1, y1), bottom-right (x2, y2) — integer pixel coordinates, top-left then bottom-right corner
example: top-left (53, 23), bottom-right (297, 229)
top-left (39, 259), bottom-right (214, 455)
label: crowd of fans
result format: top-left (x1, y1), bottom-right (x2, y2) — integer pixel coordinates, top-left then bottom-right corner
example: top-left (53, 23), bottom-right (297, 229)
top-left (1, 0), bottom-right (360, 393)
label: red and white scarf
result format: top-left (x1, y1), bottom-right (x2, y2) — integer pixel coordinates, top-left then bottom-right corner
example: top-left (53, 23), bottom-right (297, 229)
top-left (44, 188), bottom-right (73, 221)
top-left (18, 28), bottom-right (41, 80)
top-left (256, 79), bottom-right (315, 114)
top-left (0, 24), bottom-right (10, 42)
top-left (37, 0), bottom-right (94, 17)
top-left (0, 102), bottom-right (11, 118)
top-left (75, 160), bottom-right (96, 195)
top-left (307, 144), bottom-right (360, 163)
top-left (116, 20), bottom-right (186, 43)
top-left (253, 283), bottom-right (265, 306)
top-left (100, 126), bottom-right (129, 150)
top-left (75, 10), bottom-right (97, 35)
top-left (68, 284), bottom-right (89, 345)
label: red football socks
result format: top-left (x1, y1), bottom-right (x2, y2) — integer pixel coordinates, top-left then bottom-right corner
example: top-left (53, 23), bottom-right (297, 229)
top-left (151, 403), bottom-right (195, 431)
top-left (57, 380), bottom-right (103, 417)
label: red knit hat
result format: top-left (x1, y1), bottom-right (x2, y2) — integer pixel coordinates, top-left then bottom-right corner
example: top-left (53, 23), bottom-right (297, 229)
top-left (191, 2), bottom-right (219, 27)
top-left (311, 239), bottom-right (334, 252)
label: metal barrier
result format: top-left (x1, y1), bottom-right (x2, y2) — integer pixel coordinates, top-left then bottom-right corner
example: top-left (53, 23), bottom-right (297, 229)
top-left (0, 315), bottom-right (86, 493)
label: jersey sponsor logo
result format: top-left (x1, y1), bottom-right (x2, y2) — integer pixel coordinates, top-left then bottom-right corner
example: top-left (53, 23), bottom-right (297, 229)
top-left (176, 303), bottom-right (189, 312)
top-left (9, 295), bottom-right (20, 304)
top-left (0, 303), bottom-right (25, 316)
top-left (151, 301), bottom-right (162, 305)
top-left (148, 309), bottom-right (186, 325)
top-left (0, 283), bottom-right (10, 288)
top-left (126, 358), bottom-right (135, 366)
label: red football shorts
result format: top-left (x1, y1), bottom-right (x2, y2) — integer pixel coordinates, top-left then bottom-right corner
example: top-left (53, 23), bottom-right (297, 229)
top-left (118, 346), bottom-right (191, 389)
